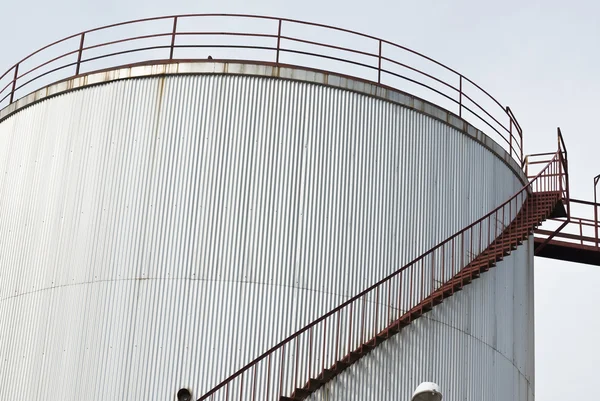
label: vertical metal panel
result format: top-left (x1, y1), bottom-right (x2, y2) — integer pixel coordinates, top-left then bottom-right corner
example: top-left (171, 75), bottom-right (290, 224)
top-left (309, 239), bottom-right (535, 401)
top-left (0, 74), bottom-right (525, 400)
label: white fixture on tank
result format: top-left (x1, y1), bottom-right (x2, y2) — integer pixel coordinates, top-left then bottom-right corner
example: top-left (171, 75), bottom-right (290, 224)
top-left (412, 382), bottom-right (442, 401)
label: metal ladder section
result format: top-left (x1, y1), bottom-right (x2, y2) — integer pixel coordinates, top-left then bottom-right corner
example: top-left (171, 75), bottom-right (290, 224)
top-left (198, 150), bottom-right (567, 401)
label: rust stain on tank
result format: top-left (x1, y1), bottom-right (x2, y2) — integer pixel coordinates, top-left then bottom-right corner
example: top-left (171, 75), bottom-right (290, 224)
top-left (272, 66), bottom-right (280, 79)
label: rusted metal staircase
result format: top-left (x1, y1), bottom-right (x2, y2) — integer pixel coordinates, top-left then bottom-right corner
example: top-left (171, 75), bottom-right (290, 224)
top-left (281, 191), bottom-right (561, 400)
top-left (198, 149), bottom-right (567, 401)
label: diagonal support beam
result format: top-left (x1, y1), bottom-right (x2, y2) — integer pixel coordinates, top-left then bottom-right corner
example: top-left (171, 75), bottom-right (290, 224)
top-left (535, 219), bottom-right (569, 255)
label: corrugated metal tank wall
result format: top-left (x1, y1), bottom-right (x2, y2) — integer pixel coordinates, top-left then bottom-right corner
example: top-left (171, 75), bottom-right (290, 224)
top-left (0, 74), bottom-right (526, 400)
top-left (308, 238), bottom-right (535, 401)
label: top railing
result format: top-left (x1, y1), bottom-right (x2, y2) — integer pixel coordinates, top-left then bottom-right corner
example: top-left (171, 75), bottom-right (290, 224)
top-left (0, 14), bottom-right (524, 165)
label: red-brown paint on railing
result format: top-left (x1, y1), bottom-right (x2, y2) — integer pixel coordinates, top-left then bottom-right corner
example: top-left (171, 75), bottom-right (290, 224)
top-left (1, 14), bottom-right (524, 165)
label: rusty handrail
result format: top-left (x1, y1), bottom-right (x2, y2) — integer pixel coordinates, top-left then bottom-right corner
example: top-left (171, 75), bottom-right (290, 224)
top-left (528, 130), bottom-right (600, 253)
top-left (535, 198), bottom-right (600, 249)
top-left (196, 149), bottom-right (564, 400)
top-left (0, 14), bottom-right (524, 165)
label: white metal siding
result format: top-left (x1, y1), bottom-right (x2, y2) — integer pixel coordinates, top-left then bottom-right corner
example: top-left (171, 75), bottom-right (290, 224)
top-left (0, 74), bottom-right (525, 400)
top-left (308, 238), bottom-right (535, 401)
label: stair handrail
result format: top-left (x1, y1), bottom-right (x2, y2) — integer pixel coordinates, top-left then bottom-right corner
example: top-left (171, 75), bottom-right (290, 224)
top-left (197, 150), bottom-right (565, 401)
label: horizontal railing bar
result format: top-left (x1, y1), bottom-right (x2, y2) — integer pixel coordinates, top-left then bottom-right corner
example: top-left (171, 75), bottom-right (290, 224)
top-left (573, 220), bottom-right (596, 226)
top-left (277, 47), bottom-right (378, 71)
top-left (81, 32), bottom-right (173, 52)
top-left (539, 240), bottom-right (600, 249)
top-left (568, 198), bottom-right (600, 207)
top-left (381, 68), bottom-right (460, 106)
top-left (534, 173), bottom-right (567, 178)
top-left (459, 72), bottom-right (506, 116)
top-left (541, 218), bottom-right (597, 227)
top-left (528, 152), bottom-right (559, 158)
top-left (176, 31), bottom-right (279, 39)
top-left (536, 229), bottom-right (599, 244)
top-left (0, 90), bottom-right (12, 105)
top-left (0, 65), bottom-right (16, 82)
top-left (280, 36), bottom-right (379, 59)
top-left (83, 44), bottom-right (378, 76)
top-left (380, 56), bottom-right (459, 92)
top-left (0, 81), bottom-right (12, 98)
top-left (78, 45), bottom-right (173, 66)
top-left (460, 91), bottom-right (510, 133)
top-left (544, 216), bottom-right (597, 225)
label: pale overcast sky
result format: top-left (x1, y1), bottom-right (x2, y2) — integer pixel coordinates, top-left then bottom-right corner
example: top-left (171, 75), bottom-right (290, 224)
top-left (1, 1), bottom-right (599, 400)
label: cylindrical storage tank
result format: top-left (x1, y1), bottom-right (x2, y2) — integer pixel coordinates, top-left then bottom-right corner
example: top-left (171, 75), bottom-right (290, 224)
top-left (0, 62), bottom-right (532, 400)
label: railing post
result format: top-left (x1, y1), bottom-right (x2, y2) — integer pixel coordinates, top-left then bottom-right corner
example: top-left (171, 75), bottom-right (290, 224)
top-left (509, 118), bottom-right (513, 158)
top-left (321, 320), bottom-right (327, 372)
top-left (294, 337), bottom-right (299, 389)
top-left (347, 303), bottom-right (353, 356)
top-left (307, 327), bottom-right (313, 381)
top-left (75, 33), bottom-right (85, 75)
top-left (558, 152), bottom-right (563, 197)
top-left (431, 251), bottom-right (435, 296)
top-left (335, 311), bottom-right (341, 361)
top-left (478, 216), bottom-right (482, 253)
top-left (458, 75), bottom-right (463, 117)
top-left (266, 354), bottom-right (271, 401)
top-left (420, 260), bottom-right (425, 300)
top-left (441, 246), bottom-right (445, 288)
top-left (374, 288), bottom-right (379, 339)
top-left (276, 19), bottom-right (282, 64)
top-left (10, 64), bottom-right (18, 104)
top-left (595, 175), bottom-right (599, 248)
top-left (520, 129), bottom-right (523, 166)
top-left (378, 39), bottom-right (382, 84)
top-left (170, 17), bottom-right (178, 60)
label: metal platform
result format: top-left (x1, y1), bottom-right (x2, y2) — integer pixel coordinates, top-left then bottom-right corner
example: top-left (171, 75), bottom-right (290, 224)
top-left (530, 131), bottom-right (600, 264)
